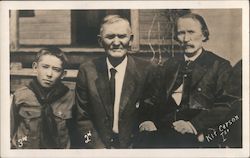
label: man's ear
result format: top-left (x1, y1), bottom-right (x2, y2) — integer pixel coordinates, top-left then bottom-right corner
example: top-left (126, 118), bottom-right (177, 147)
top-left (97, 35), bottom-right (103, 47)
top-left (32, 62), bottom-right (38, 71)
top-left (202, 34), bottom-right (206, 42)
top-left (60, 70), bottom-right (67, 80)
top-left (129, 34), bottom-right (134, 46)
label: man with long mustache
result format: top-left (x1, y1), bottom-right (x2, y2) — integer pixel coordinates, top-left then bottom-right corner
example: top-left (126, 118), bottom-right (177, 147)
top-left (138, 13), bottom-right (236, 148)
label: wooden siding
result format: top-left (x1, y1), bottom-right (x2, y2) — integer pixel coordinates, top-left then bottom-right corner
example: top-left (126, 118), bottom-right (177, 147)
top-left (139, 10), bottom-right (174, 46)
top-left (19, 10), bottom-right (72, 45)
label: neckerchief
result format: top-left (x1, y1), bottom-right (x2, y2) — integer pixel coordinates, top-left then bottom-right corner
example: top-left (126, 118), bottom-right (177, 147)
top-left (28, 79), bottom-right (69, 148)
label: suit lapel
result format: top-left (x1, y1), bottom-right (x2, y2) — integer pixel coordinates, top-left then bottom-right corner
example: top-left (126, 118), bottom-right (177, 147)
top-left (190, 51), bottom-right (208, 88)
top-left (119, 56), bottom-right (138, 115)
top-left (94, 57), bottom-right (113, 118)
top-left (164, 59), bottom-right (181, 99)
top-left (191, 63), bottom-right (207, 88)
top-left (165, 51), bottom-right (209, 96)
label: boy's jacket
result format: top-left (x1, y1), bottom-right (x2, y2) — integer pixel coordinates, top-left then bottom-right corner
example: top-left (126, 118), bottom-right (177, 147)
top-left (11, 80), bottom-right (75, 149)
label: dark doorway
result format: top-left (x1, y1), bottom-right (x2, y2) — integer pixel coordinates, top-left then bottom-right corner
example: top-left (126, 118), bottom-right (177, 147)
top-left (72, 10), bottom-right (130, 47)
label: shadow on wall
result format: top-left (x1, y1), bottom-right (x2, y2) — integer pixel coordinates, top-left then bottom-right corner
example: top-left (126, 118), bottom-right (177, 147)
top-left (192, 9), bottom-right (242, 65)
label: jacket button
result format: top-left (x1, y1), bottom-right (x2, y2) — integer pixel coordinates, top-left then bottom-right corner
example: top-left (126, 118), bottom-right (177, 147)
top-left (105, 117), bottom-right (110, 123)
top-left (184, 74), bottom-right (187, 78)
top-left (57, 111), bottom-right (62, 116)
top-left (197, 88), bottom-right (202, 92)
top-left (110, 138), bottom-right (114, 142)
top-left (136, 102), bottom-right (140, 108)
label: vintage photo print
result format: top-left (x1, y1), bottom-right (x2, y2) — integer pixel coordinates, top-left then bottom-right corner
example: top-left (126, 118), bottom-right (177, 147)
top-left (1, 1), bottom-right (249, 158)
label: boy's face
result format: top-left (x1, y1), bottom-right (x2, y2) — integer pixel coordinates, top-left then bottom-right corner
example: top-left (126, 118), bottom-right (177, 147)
top-left (33, 54), bottom-right (65, 88)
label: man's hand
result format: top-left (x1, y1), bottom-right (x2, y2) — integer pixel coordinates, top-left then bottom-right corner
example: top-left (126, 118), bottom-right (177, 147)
top-left (139, 121), bottom-right (157, 132)
top-left (172, 120), bottom-right (196, 135)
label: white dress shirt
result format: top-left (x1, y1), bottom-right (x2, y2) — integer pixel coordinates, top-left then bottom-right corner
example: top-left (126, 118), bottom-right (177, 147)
top-left (106, 56), bottom-right (128, 133)
top-left (172, 50), bottom-right (202, 106)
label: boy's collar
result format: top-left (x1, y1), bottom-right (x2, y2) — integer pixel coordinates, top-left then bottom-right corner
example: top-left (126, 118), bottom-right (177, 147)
top-left (28, 78), bottom-right (69, 104)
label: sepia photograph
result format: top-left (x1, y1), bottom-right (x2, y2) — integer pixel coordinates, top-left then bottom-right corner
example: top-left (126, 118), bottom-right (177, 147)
top-left (1, 1), bottom-right (249, 158)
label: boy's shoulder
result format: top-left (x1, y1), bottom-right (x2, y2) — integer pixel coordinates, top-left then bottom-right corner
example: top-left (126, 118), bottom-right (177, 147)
top-left (13, 86), bottom-right (37, 104)
top-left (14, 86), bottom-right (34, 97)
top-left (53, 83), bottom-right (75, 98)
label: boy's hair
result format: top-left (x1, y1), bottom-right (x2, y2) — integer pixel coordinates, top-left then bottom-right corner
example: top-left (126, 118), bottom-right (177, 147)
top-left (34, 46), bottom-right (68, 69)
top-left (99, 14), bottom-right (132, 35)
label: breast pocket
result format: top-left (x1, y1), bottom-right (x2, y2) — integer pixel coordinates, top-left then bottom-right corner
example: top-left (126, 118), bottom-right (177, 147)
top-left (53, 109), bottom-right (72, 131)
top-left (53, 110), bottom-right (72, 148)
top-left (16, 107), bottom-right (42, 148)
top-left (18, 107), bottom-right (42, 133)
top-left (190, 93), bottom-right (213, 110)
top-left (19, 107), bottom-right (41, 119)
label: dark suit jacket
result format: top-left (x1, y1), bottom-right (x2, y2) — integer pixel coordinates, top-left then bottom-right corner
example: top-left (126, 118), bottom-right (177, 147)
top-left (223, 60), bottom-right (242, 147)
top-left (225, 60), bottom-right (242, 97)
top-left (144, 49), bottom-right (235, 133)
top-left (75, 55), bottom-right (156, 148)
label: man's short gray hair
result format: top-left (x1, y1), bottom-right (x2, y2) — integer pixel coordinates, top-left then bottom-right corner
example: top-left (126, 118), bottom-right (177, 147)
top-left (99, 15), bottom-right (132, 35)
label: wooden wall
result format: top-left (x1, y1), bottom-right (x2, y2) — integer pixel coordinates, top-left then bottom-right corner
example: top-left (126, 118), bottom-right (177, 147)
top-left (192, 9), bottom-right (242, 65)
top-left (139, 9), bottom-right (173, 45)
top-left (19, 10), bottom-right (73, 45)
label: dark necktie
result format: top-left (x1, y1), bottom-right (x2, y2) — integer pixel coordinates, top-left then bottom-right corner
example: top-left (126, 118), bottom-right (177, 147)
top-left (180, 60), bottom-right (193, 108)
top-left (109, 68), bottom-right (117, 106)
top-left (173, 60), bottom-right (191, 91)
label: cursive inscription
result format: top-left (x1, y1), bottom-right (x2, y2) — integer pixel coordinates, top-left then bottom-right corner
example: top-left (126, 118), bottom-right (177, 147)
top-left (205, 115), bottom-right (239, 143)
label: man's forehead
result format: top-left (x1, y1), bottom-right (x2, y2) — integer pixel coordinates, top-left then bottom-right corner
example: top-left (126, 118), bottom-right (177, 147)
top-left (102, 20), bottom-right (131, 33)
top-left (104, 19), bottom-right (130, 26)
top-left (177, 17), bottom-right (202, 28)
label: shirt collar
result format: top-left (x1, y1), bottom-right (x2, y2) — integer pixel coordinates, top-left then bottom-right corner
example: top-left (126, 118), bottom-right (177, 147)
top-left (184, 48), bottom-right (203, 62)
top-left (106, 56), bottom-right (128, 73)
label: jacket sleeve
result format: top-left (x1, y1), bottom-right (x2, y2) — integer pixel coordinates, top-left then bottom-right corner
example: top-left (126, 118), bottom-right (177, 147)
top-left (138, 63), bottom-right (161, 123)
top-left (75, 66), bottom-right (106, 148)
top-left (10, 94), bottom-right (19, 148)
top-left (190, 60), bottom-right (236, 132)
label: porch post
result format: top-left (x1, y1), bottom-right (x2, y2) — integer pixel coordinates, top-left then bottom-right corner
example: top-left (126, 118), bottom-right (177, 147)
top-left (130, 10), bottom-right (140, 52)
top-left (10, 10), bottom-right (19, 51)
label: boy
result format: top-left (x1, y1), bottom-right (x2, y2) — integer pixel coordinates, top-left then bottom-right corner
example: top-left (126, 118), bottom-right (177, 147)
top-left (10, 47), bottom-right (74, 149)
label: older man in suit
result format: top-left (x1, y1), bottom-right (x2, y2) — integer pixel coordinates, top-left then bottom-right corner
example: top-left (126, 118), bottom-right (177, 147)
top-left (75, 15), bottom-right (155, 148)
top-left (138, 13), bottom-right (236, 148)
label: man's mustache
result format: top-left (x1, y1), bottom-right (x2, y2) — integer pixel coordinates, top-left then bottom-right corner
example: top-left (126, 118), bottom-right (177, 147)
top-left (180, 43), bottom-right (195, 48)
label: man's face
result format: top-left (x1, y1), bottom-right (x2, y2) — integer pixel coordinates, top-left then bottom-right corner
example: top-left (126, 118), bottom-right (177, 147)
top-left (33, 54), bottom-right (65, 88)
top-left (99, 20), bottom-right (133, 58)
top-left (176, 18), bottom-right (205, 56)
